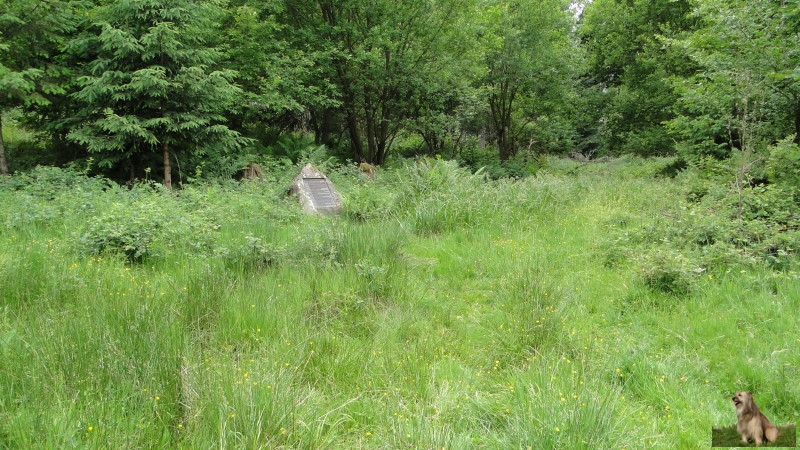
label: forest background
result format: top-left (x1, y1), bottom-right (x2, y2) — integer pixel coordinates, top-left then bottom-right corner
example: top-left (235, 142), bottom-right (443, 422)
top-left (1, 0), bottom-right (799, 448)
top-left (1, 0), bottom-right (799, 186)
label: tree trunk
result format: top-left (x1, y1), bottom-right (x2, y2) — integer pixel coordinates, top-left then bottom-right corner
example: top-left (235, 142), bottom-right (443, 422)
top-left (159, 95), bottom-right (172, 189)
top-left (162, 141), bottom-right (172, 190)
top-left (0, 114), bottom-right (9, 176)
top-left (345, 108), bottom-right (365, 162)
top-left (794, 101), bottom-right (800, 145)
top-left (312, 108), bottom-right (336, 146)
top-left (365, 109), bottom-right (377, 164)
top-left (339, 78), bottom-right (365, 161)
top-left (128, 155), bottom-right (136, 185)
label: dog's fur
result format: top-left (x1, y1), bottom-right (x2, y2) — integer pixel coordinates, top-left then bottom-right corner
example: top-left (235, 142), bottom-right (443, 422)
top-left (733, 391), bottom-right (779, 445)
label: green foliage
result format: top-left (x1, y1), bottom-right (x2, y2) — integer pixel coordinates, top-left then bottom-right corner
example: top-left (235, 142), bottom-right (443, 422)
top-left (391, 132), bottom-right (427, 159)
top-left (600, 154), bottom-right (800, 297)
top-left (66, 0), bottom-right (248, 186)
top-left (393, 159), bottom-right (492, 234)
top-left (668, 0), bottom-right (800, 162)
top-left (579, 0), bottom-right (696, 156)
top-left (0, 0), bottom-right (83, 109)
top-left (341, 180), bottom-right (398, 222)
top-left (219, 1), bottom-right (335, 132)
top-left (457, 146), bottom-right (537, 179)
top-left (766, 137), bottom-right (800, 189)
top-left (633, 248), bottom-right (699, 296)
top-left (1, 164), bottom-right (103, 195)
top-left (77, 190), bottom-right (219, 262)
top-left (0, 0), bottom-right (89, 174)
top-left (0, 157), bottom-right (798, 448)
top-left (283, 0), bottom-right (478, 165)
top-left (0, 166), bottom-right (113, 232)
top-left (654, 157), bottom-right (689, 178)
top-left (480, 0), bottom-right (576, 161)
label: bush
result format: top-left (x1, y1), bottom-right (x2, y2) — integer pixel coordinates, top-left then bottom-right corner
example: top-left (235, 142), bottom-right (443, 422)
top-left (393, 158), bottom-right (496, 234)
top-left (77, 195), bottom-right (219, 262)
top-left (457, 147), bottom-right (535, 179)
top-left (1, 165), bottom-right (111, 198)
top-left (222, 235), bottom-right (287, 271)
top-left (341, 182), bottom-right (398, 222)
top-left (654, 157), bottom-right (688, 178)
top-left (766, 136), bottom-right (800, 188)
top-left (633, 248), bottom-right (700, 295)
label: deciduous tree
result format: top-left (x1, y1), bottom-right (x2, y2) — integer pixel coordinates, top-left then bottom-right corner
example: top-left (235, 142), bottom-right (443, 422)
top-left (579, 0), bottom-right (695, 156)
top-left (480, 0), bottom-right (574, 160)
top-left (668, 0), bottom-right (800, 160)
top-left (284, 0), bottom-right (472, 165)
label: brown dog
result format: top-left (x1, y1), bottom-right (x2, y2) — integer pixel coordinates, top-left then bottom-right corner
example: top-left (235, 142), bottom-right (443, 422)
top-left (733, 391), bottom-right (779, 445)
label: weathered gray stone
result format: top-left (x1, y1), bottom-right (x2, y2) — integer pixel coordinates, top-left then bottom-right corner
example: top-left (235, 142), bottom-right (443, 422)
top-left (289, 163), bottom-right (343, 215)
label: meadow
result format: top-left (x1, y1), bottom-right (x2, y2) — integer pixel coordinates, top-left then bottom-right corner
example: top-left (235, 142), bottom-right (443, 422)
top-left (0, 157), bottom-right (797, 449)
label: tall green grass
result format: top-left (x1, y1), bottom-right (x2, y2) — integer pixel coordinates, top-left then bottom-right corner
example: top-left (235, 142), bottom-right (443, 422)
top-left (0, 158), bottom-right (796, 448)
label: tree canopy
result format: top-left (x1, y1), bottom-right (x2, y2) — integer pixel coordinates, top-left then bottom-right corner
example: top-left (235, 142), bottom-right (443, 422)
top-left (0, 0), bottom-right (798, 183)
top-left (66, 0), bottom-right (247, 188)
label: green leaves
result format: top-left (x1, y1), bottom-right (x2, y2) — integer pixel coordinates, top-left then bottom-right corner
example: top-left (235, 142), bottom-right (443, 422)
top-left (668, 0), bottom-right (800, 160)
top-left (0, 0), bottom-right (82, 108)
top-left (579, 0), bottom-right (695, 156)
top-left (67, 0), bottom-right (248, 187)
top-left (480, 0), bottom-right (575, 160)
top-left (0, 68), bottom-right (45, 104)
top-left (282, 0), bottom-right (480, 164)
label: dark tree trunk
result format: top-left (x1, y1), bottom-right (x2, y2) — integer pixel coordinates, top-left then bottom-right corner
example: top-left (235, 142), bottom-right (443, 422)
top-left (162, 141), bottom-right (172, 190)
top-left (0, 114), bottom-right (8, 176)
top-left (794, 101), bottom-right (800, 145)
top-left (345, 107), bottom-right (365, 162)
top-left (489, 78), bottom-right (517, 161)
top-left (312, 109), bottom-right (337, 146)
top-left (365, 106), bottom-right (377, 164)
top-left (338, 72), bottom-right (366, 162)
top-left (128, 154), bottom-right (136, 185)
top-left (421, 131), bottom-right (444, 156)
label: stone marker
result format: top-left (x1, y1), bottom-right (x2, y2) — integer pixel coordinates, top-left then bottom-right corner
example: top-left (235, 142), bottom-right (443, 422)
top-left (289, 163), bottom-right (343, 215)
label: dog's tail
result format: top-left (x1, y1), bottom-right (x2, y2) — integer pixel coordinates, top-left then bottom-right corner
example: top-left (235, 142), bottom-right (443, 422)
top-left (765, 424), bottom-right (780, 442)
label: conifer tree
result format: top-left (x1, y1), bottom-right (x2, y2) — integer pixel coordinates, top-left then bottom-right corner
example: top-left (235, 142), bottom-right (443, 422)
top-left (68, 0), bottom-right (247, 188)
top-left (1, 0), bottom-right (84, 175)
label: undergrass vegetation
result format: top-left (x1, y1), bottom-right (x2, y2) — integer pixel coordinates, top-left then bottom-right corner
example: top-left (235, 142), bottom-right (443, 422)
top-left (0, 156), bottom-right (798, 448)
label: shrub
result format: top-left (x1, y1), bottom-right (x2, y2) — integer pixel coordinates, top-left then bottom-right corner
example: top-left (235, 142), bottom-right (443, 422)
top-left (633, 248), bottom-right (701, 295)
top-left (222, 235), bottom-right (287, 271)
top-left (1, 165), bottom-right (111, 199)
top-left (392, 158), bottom-right (497, 234)
top-left (457, 147), bottom-right (535, 179)
top-left (77, 195), bottom-right (218, 262)
top-left (766, 136), bottom-right (800, 188)
top-left (654, 157), bottom-right (688, 178)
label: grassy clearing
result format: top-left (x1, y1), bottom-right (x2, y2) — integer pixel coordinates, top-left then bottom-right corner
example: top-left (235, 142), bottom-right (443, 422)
top-left (0, 157), bottom-right (798, 448)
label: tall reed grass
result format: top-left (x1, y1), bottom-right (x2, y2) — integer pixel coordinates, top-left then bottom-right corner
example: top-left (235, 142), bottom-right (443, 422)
top-left (0, 158), bottom-right (796, 448)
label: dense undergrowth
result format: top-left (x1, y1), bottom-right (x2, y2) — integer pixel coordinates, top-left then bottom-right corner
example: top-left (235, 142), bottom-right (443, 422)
top-left (0, 156), bottom-right (797, 448)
